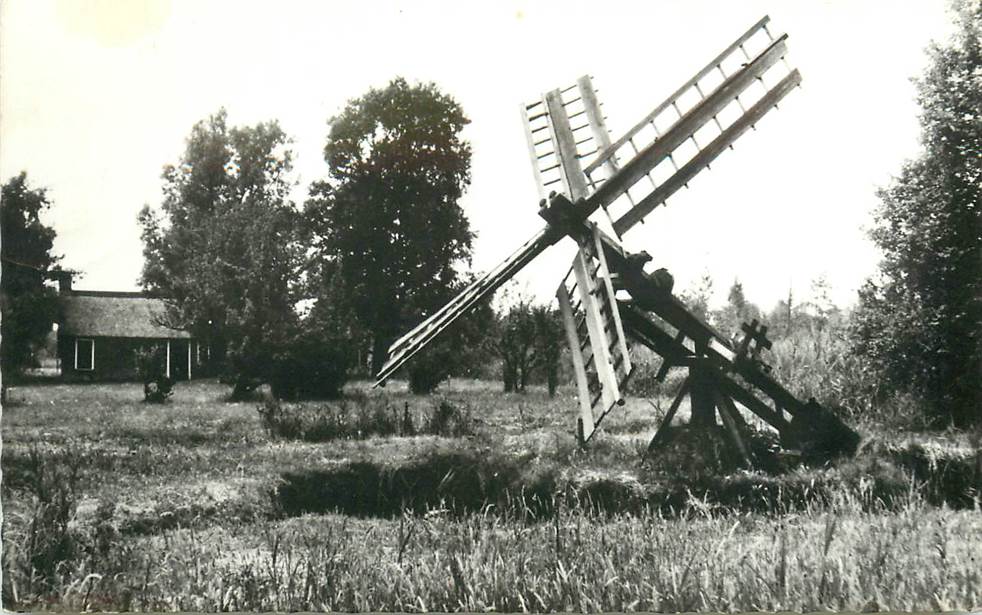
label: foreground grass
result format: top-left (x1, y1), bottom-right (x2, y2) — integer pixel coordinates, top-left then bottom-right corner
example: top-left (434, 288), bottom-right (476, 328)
top-left (5, 497), bottom-right (981, 612)
top-left (2, 379), bottom-right (980, 611)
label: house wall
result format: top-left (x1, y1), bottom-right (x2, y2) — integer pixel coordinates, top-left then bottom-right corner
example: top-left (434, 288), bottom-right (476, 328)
top-left (58, 336), bottom-right (199, 382)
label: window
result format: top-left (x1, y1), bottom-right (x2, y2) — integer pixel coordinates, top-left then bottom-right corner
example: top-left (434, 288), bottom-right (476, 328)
top-left (75, 338), bottom-right (94, 371)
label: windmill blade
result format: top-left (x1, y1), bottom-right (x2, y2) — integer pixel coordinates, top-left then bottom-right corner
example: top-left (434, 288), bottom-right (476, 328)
top-left (557, 224), bottom-right (633, 443)
top-left (581, 18), bottom-right (801, 235)
top-left (526, 79), bottom-right (634, 443)
top-left (523, 76), bottom-right (625, 233)
top-left (374, 227), bottom-right (553, 386)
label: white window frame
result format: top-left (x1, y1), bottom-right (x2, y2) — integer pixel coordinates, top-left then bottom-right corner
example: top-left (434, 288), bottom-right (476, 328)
top-left (75, 338), bottom-right (95, 371)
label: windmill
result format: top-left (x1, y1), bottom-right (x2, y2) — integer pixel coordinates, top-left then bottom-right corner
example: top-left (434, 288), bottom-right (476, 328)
top-left (374, 17), bottom-right (859, 463)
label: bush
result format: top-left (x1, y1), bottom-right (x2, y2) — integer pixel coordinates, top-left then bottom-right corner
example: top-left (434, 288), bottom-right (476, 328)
top-left (269, 283), bottom-right (354, 400)
top-left (259, 396), bottom-right (400, 441)
top-left (628, 351), bottom-right (687, 400)
top-left (269, 338), bottom-right (350, 400)
top-left (407, 345), bottom-right (451, 395)
top-left (425, 399), bottom-right (475, 437)
top-left (136, 346), bottom-right (174, 403)
top-left (257, 396), bottom-right (475, 442)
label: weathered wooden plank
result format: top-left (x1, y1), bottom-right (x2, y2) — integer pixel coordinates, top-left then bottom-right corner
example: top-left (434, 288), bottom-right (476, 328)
top-left (590, 225), bottom-right (632, 377)
top-left (544, 89), bottom-right (590, 200)
top-left (521, 101), bottom-right (549, 200)
top-left (613, 69), bottom-right (802, 234)
top-left (572, 246), bottom-right (621, 413)
top-left (558, 282), bottom-right (595, 442)
top-left (588, 36), bottom-right (790, 214)
top-left (586, 15), bottom-right (772, 175)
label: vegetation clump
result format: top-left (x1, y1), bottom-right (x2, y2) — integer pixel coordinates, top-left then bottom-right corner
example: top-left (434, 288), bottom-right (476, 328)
top-left (136, 346), bottom-right (174, 403)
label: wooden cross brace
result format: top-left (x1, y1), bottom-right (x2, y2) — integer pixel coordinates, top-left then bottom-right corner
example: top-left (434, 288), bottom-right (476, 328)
top-left (735, 318), bottom-right (773, 367)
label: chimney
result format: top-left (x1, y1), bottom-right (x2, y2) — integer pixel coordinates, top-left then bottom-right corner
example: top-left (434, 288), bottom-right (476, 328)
top-left (54, 271), bottom-right (73, 294)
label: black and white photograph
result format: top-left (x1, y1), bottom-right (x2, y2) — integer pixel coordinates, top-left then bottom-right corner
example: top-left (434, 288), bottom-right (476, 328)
top-left (1, 0), bottom-right (980, 611)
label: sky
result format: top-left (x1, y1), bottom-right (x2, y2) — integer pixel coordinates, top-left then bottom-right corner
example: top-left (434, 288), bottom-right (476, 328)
top-left (0, 0), bottom-right (957, 311)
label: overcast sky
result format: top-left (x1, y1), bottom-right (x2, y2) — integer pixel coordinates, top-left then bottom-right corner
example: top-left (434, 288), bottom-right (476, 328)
top-left (1, 0), bottom-right (956, 310)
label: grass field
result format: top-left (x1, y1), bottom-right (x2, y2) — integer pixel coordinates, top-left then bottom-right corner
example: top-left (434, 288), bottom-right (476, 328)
top-left (2, 379), bottom-right (980, 611)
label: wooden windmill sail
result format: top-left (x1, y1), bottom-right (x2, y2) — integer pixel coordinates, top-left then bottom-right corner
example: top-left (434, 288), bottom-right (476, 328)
top-left (374, 17), bottom-right (859, 459)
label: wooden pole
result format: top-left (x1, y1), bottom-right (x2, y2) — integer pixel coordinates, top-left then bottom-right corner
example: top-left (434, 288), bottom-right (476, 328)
top-left (688, 363), bottom-right (717, 427)
top-left (714, 390), bottom-right (754, 469)
top-left (166, 340), bottom-right (171, 379)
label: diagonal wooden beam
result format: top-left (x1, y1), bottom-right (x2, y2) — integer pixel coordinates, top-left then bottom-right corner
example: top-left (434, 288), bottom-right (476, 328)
top-left (642, 377), bottom-right (691, 462)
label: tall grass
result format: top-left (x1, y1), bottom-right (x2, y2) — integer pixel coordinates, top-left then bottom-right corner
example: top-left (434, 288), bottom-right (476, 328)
top-left (6, 485), bottom-right (980, 612)
top-left (5, 380), bottom-right (981, 611)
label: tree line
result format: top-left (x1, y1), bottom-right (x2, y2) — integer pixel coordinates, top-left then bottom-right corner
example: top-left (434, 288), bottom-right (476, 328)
top-left (2, 2), bottom-right (978, 426)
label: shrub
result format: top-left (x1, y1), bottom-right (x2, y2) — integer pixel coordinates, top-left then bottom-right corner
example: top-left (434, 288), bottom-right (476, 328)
top-left (257, 396), bottom-right (475, 442)
top-left (269, 282), bottom-right (354, 400)
top-left (425, 399), bottom-right (475, 437)
top-left (136, 346), bottom-right (173, 403)
top-left (269, 338), bottom-right (350, 400)
top-left (407, 345), bottom-right (452, 395)
top-left (259, 396), bottom-right (403, 441)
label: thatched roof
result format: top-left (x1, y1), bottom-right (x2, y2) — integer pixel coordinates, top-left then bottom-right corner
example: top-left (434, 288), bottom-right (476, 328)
top-left (60, 292), bottom-right (191, 339)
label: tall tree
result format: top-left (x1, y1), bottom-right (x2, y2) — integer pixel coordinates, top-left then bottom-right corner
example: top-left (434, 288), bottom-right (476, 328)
top-left (139, 110), bottom-right (303, 396)
top-left (1, 173), bottom-right (62, 388)
top-left (307, 77), bottom-right (474, 386)
top-left (851, 1), bottom-right (981, 427)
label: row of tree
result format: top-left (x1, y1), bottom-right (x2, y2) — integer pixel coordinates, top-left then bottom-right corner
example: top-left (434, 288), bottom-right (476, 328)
top-left (3, 3), bottom-right (977, 425)
top-left (137, 79), bottom-right (486, 398)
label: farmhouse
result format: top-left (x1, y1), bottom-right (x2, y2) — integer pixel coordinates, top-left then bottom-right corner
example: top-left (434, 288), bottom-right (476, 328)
top-left (55, 273), bottom-right (200, 381)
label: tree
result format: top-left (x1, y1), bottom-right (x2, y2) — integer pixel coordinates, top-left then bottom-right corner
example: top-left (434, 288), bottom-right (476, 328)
top-left (679, 270), bottom-right (714, 323)
top-left (492, 290), bottom-right (564, 395)
top-left (496, 296), bottom-right (537, 393)
top-left (715, 278), bottom-right (761, 338)
top-left (139, 110), bottom-right (303, 397)
top-left (1, 173), bottom-right (62, 390)
top-left (306, 78), bottom-right (473, 389)
top-left (851, 1), bottom-right (981, 427)
top-left (530, 304), bottom-right (564, 396)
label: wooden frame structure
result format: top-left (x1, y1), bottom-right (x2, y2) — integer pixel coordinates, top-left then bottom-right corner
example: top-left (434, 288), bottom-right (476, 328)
top-left (375, 16), bottom-right (860, 463)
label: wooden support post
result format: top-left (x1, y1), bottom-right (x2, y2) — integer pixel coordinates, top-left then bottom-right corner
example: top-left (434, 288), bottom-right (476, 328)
top-left (688, 363), bottom-right (717, 427)
top-left (187, 341), bottom-right (192, 381)
top-left (166, 340), bottom-right (171, 379)
top-left (714, 389), bottom-right (754, 469)
top-left (643, 377), bottom-right (691, 462)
